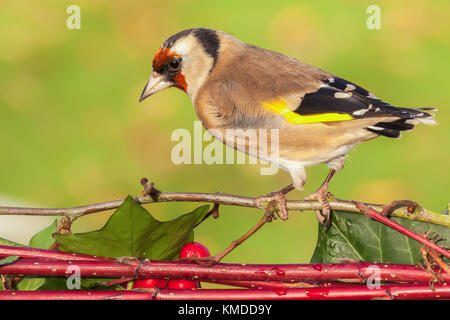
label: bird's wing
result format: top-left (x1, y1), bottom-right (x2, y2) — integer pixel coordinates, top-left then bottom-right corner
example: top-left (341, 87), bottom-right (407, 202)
top-left (264, 76), bottom-right (435, 138)
top-left (199, 42), bottom-right (436, 139)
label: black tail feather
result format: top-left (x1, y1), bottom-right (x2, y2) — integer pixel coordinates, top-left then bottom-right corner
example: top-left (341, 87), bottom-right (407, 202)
top-left (375, 119), bottom-right (415, 131)
top-left (367, 126), bottom-right (401, 138)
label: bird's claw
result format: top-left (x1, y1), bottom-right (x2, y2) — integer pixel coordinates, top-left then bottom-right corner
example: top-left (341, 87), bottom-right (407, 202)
top-left (316, 205), bottom-right (332, 232)
top-left (305, 186), bottom-right (333, 231)
top-left (255, 192), bottom-right (289, 220)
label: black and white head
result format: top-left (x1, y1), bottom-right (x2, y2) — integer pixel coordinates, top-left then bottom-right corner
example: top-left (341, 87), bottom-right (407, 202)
top-left (139, 28), bottom-right (222, 102)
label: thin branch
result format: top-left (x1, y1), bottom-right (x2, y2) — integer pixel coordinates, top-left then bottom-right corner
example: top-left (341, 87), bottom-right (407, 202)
top-left (0, 181), bottom-right (447, 227)
top-left (356, 202), bottom-right (450, 259)
top-left (188, 206), bottom-right (276, 265)
top-left (0, 245), bottom-right (111, 262)
top-left (213, 213), bottom-right (269, 262)
top-left (421, 246), bottom-right (449, 274)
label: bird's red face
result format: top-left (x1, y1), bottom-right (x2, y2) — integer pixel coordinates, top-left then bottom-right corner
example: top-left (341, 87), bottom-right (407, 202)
top-left (140, 29), bottom-right (220, 102)
top-left (139, 47), bottom-right (187, 102)
top-left (152, 48), bottom-right (187, 91)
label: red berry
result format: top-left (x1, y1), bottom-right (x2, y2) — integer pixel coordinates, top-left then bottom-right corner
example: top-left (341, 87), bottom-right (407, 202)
top-left (119, 282), bottom-right (128, 289)
top-left (167, 279), bottom-right (199, 289)
top-left (132, 278), bottom-right (167, 289)
top-left (179, 242), bottom-right (210, 258)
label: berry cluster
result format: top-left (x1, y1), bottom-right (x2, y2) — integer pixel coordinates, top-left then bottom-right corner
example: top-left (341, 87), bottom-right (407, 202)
top-left (132, 242), bottom-right (210, 290)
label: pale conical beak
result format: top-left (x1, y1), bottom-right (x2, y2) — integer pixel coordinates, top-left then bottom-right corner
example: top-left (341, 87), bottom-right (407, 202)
top-left (139, 72), bottom-right (172, 102)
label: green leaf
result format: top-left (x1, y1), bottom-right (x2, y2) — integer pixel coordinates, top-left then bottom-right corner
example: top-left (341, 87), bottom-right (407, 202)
top-left (0, 238), bottom-right (25, 247)
top-left (37, 278), bottom-right (69, 291)
top-left (0, 256), bottom-right (19, 265)
top-left (17, 278), bottom-right (46, 291)
top-left (29, 219), bottom-right (57, 249)
top-left (80, 277), bottom-right (117, 289)
top-left (311, 211), bottom-right (450, 264)
top-left (0, 231), bottom-right (25, 291)
top-left (442, 203), bottom-right (449, 215)
top-left (36, 277), bottom-right (122, 291)
top-left (54, 196), bottom-right (210, 260)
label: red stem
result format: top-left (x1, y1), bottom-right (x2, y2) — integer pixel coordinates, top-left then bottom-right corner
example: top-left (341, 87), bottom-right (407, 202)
top-left (0, 290), bottom-right (153, 300)
top-left (0, 259), bottom-right (447, 284)
top-left (203, 279), bottom-right (358, 289)
top-left (0, 245), bottom-right (110, 261)
top-left (204, 279), bottom-right (316, 289)
top-left (155, 284), bottom-right (450, 300)
top-left (356, 202), bottom-right (450, 259)
top-left (0, 284), bottom-right (448, 300)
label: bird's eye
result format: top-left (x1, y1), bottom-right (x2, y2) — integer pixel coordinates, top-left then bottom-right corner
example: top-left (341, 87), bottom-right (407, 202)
top-left (169, 58), bottom-right (181, 70)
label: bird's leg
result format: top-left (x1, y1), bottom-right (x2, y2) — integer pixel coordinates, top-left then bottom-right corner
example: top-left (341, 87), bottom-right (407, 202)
top-left (254, 184), bottom-right (296, 220)
top-left (305, 169), bottom-right (336, 231)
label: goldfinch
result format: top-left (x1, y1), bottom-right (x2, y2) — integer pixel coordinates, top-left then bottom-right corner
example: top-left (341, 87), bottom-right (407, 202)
top-left (139, 28), bottom-right (436, 228)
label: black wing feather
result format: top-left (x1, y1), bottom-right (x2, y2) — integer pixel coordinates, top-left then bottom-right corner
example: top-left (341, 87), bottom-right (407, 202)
top-left (375, 119), bottom-right (414, 131)
top-left (294, 76), bottom-right (434, 138)
top-left (297, 86), bottom-right (388, 118)
top-left (366, 127), bottom-right (401, 138)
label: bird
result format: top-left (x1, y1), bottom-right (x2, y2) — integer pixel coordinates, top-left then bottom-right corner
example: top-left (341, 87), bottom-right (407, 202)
top-left (139, 28), bottom-right (436, 229)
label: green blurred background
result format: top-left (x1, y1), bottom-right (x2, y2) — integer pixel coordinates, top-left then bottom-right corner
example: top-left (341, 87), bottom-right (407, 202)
top-left (0, 0), bottom-right (448, 264)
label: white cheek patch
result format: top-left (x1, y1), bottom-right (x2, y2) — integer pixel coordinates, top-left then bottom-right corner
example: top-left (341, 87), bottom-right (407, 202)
top-left (171, 38), bottom-right (193, 56)
top-left (167, 35), bottom-right (214, 100)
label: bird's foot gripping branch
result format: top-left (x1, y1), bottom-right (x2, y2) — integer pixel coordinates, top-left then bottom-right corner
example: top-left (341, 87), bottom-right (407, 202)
top-left (0, 178), bottom-right (448, 299)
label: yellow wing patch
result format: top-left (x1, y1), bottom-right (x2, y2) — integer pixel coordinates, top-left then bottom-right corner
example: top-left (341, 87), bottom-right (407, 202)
top-left (264, 100), bottom-right (353, 123)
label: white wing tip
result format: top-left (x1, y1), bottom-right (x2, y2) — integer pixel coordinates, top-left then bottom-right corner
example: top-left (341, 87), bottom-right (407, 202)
top-left (418, 118), bottom-right (438, 126)
top-left (407, 118), bottom-right (438, 126)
